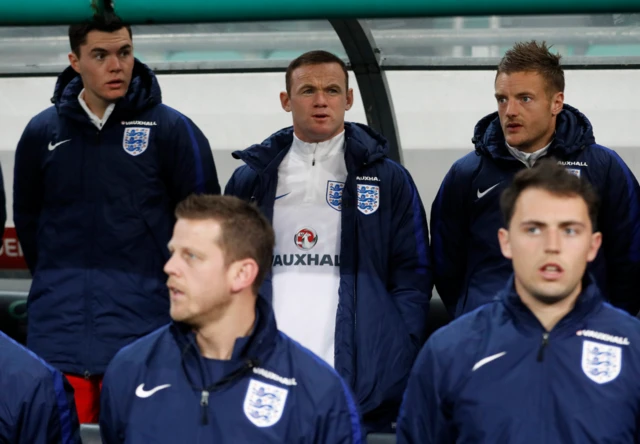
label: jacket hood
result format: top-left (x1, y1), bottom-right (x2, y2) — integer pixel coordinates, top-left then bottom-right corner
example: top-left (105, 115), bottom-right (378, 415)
top-left (232, 122), bottom-right (388, 175)
top-left (52, 58), bottom-right (161, 120)
top-left (473, 104), bottom-right (596, 159)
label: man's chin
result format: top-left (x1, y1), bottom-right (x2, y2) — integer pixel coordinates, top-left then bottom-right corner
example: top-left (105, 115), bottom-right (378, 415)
top-left (531, 287), bottom-right (574, 305)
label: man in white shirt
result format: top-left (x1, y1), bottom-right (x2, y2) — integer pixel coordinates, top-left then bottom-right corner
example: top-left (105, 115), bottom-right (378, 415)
top-left (225, 50), bottom-right (432, 434)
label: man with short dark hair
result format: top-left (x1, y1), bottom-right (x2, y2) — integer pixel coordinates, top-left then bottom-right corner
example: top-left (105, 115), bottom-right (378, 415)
top-left (431, 40), bottom-right (640, 318)
top-left (100, 194), bottom-right (362, 443)
top-left (225, 50), bottom-right (432, 433)
top-left (398, 159), bottom-right (640, 443)
top-left (13, 12), bottom-right (220, 422)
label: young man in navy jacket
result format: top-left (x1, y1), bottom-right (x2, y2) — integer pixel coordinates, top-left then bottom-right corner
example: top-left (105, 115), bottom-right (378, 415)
top-left (398, 159), bottom-right (640, 443)
top-left (431, 41), bottom-right (640, 318)
top-left (100, 194), bottom-right (362, 443)
top-left (13, 13), bottom-right (220, 422)
top-left (225, 50), bottom-right (432, 434)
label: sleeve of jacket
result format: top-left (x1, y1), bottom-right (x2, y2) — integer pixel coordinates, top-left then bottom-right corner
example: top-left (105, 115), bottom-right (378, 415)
top-left (13, 119), bottom-right (44, 273)
top-left (389, 165), bottom-right (432, 346)
top-left (100, 361), bottom-right (126, 444)
top-left (161, 114), bottom-right (221, 204)
top-left (18, 368), bottom-right (81, 444)
top-left (430, 162), bottom-right (471, 316)
top-left (396, 339), bottom-right (453, 444)
top-left (224, 165), bottom-right (256, 200)
top-left (314, 376), bottom-right (364, 444)
top-left (598, 150), bottom-right (640, 315)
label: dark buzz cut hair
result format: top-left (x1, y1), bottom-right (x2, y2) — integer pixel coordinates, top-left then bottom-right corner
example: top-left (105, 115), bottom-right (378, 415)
top-left (68, 12), bottom-right (132, 57)
top-left (500, 158), bottom-right (599, 230)
top-left (285, 50), bottom-right (349, 95)
top-left (496, 40), bottom-right (565, 95)
top-left (175, 194), bottom-right (275, 294)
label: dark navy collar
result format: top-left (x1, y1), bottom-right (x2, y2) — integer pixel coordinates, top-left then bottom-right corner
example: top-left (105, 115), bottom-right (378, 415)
top-left (473, 103), bottom-right (595, 161)
top-left (171, 296), bottom-right (278, 388)
top-left (502, 273), bottom-right (603, 334)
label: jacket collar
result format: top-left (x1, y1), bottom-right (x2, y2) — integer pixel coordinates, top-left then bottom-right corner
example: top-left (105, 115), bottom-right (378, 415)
top-left (501, 273), bottom-right (603, 334)
top-left (231, 122), bottom-right (388, 175)
top-left (52, 58), bottom-right (162, 122)
top-left (171, 296), bottom-right (279, 387)
top-left (472, 104), bottom-right (596, 161)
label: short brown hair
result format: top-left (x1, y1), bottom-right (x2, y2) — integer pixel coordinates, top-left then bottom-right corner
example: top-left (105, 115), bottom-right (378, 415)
top-left (496, 41), bottom-right (564, 95)
top-left (175, 195), bottom-right (274, 294)
top-left (69, 12), bottom-right (132, 57)
top-left (285, 50), bottom-right (349, 95)
top-left (500, 158), bottom-right (599, 229)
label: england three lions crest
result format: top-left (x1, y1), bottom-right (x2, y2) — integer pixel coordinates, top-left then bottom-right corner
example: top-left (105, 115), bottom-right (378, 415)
top-left (326, 181), bottom-right (344, 211)
top-left (243, 379), bottom-right (288, 427)
top-left (581, 340), bottom-right (622, 384)
top-left (122, 127), bottom-right (150, 156)
top-left (357, 184), bottom-right (379, 215)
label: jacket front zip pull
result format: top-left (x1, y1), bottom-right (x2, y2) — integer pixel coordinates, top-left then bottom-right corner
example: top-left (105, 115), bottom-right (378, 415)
top-left (200, 390), bottom-right (210, 425)
top-left (537, 332), bottom-right (549, 362)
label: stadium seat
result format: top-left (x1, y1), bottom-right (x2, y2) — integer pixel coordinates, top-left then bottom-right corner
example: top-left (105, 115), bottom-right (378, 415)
top-left (80, 424), bottom-right (102, 444)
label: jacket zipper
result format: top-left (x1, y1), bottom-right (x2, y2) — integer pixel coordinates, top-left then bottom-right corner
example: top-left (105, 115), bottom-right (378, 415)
top-left (537, 332), bottom-right (549, 362)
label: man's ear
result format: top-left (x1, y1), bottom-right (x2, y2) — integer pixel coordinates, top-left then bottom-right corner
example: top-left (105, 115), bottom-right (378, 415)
top-left (280, 91), bottom-right (291, 112)
top-left (498, 227), bottom-right (512, 260)
top-left (69, 51), bottom-right (81, 74)
top-left (228, 258), bottom-right (259, 294)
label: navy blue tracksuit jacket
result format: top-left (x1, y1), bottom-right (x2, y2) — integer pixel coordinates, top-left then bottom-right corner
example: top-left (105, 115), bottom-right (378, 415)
top-left (13, 60), bottom-right (220, 375)
top-left (0, 330), bottom-right (80, 443)
top-left (225, 122), bottom-right (432, 433)
top-left (431, 104), bottom-right (640, 317)
top-left (397, 277), bottom-right (640, 443)
top-left (100, 296), bottom-right (362, 443)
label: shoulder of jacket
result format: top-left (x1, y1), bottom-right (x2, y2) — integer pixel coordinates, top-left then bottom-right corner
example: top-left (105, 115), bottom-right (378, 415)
top-left (276, 333), bottom-right (345, 393)
top-left (109, 325), bottom-right (171, 369)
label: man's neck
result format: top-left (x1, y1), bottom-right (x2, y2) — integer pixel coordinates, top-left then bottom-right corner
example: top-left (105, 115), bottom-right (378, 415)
top-left (517, 281), bottom-right (581, 331)
top-left (195, 297), bottom-right (256, 360)
top-left (81, 89), bottom-right (109, 119)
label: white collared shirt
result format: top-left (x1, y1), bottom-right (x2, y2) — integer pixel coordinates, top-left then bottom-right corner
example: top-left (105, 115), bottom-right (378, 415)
top-left (78, 89), bottom-right (115, 130)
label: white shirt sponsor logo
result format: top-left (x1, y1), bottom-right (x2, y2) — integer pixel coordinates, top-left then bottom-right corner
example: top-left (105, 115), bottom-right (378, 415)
top-left (121, 120), bottom-right (157, 126)
top-left (576, 329), bottom-right (630, 345)
top-left (253, 367), bottom-right (297, 386)
top-left (558, 161), bottom-right (588, 167)
top-left (356, 176), bottom-right (380, 181)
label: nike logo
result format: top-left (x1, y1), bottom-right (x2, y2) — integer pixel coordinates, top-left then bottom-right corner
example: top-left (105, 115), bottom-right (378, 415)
top-left (477, 183), bottom-right (500, 199)
top-left (472, 351), bottom-right (507, 371)
top-left (48, 139), bottom-right (71, 151)
top-left (275, 192), bottom-right (291, 200)
top-left (135, 383), bottom-right (171, 398)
